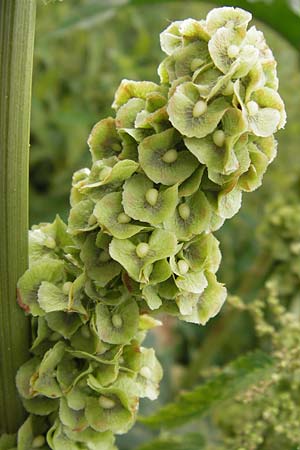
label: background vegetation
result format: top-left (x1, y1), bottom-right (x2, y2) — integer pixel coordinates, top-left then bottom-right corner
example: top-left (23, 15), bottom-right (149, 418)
top-left (29, 1), bottom-right (300, 448)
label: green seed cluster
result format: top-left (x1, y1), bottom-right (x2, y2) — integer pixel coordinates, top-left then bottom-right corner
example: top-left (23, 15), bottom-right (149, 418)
top-left (16, 217), bottom-right (162, 449)
top-left (161, 7), bottom-right (286, 196)
top-left (15, 7), bottom-right (285, 449)
top-left (67, 6), bottom-right (285, 324)
top-left (259, 194), bottom-right (300, 304)
top-left (221, 289), bottom-right (300, 449)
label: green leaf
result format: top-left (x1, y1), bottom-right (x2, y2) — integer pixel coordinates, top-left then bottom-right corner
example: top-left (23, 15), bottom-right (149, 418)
top-left (63, 427), bottom-right (116, 450)
top-left (178, 166), bottom-right (204, 197)
top-left (37, 281), bottom-right (68, 313)
top-left (85, 391), bottom-right (136, 434)
top-left (68, 199), bottom-right (97, 235)
top-left (167, 82), bottom-right (229, 139)
top-left (217, 186), bottom-right (242, 219)
top-left (95, 299), bottom-right (139, 344)
top-left (197, 271), bottom-right (227, 325)
top-left (80, 233), bottom-right (121, 286)
top-left (17, 259), bottom-right (65, 316)
top-left (69, 323), bottom-right (101, 354)
top-left (138, 128), bottom-right (199, 185)
top-left (122, 174), bottom-right (178, 225)
top-left (22, 396), bottom-right (59, 416)
top-left (47, 421), bottom-right (82, 450)
top-left (116, 97), bottom-right (145, 129)
top-left (132, 347), bottom-right (163, 400)
top-left (109, 229), bottom-right (177, 282)
top-left (142, 285), bottom-right (162, 310)
top-left (112, 79), bottom-right (161, 110)
top-left (16, 357), bottom-right (40, 400)
top-left (183, 232), bottom-right (221, 273)
top-left (164, 191), bottom-right (211, 241)
top-left (38, 275), bottom-right (86, 315)
top-left (33, 341), bottom-right (65, 398)
top-left (59, 397), bottom-right (88, 432)
top-left (45, 311), bottom-right (82, 339)
top-left (94, 192), bottom-right (148, 239)
top-left (88, 117), bottom-right (122, 162)
top-left (206, 6), bottom-right (252, 34)
top-left (56, 356), bottom-right (84, 393)
top-left (175, 269), bottom-right (208, 295)
top-left (139, 351), bottom-right (274, 428)
top-left (18, 415), bottom-right (48, 450)
top-left (91, 361), bottom-right (119, 387)
top-left (29, 215), bottom-right (73, 265)
top-left (80, 159), bottom-right (139, 190)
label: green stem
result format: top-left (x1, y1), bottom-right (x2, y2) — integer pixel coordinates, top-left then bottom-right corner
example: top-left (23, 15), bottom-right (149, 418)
top-left (0, 0), bottom-right (36, 434)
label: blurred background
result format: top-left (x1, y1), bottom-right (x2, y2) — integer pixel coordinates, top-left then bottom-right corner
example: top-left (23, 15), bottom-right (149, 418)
top-left (30, 1), bottom-right (300, 448)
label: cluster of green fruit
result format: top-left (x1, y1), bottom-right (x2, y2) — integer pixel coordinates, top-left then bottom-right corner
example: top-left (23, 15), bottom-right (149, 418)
top-left (14, 7), bottom-right (285, 449)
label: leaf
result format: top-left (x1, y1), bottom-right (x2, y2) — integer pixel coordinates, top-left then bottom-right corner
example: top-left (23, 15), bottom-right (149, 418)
top-left (17, 259), bottom-right (65, 316)
top-left (63, 427), bottom-right (116, 450)
top-left (122, 174), bottom-right (178, 225)
top-left (59, 397), bottom-right (88, 431)
top-left (139, 351), bottom-right (274, 428)
top-left (95, 299), bottom-right (139, 344)
top-left (16, 357), bottom-right (40, 400)
top-left (206, 6), bottom-right (252, 34)
top-left (138, 128), bottom-right (199, 185)
top-left (183, 232), bottom-right (221, 273)
top-left (68, 199), bottom-right (97, 235)
top-left (17, 415), bottom-right (48, 450)
top-left (167, 82), bottom-right (229, 139)
top-left (164, 191), bottom-right (211, 241)
top-left (175, 270), bottom-right (208, 295)
top-left (141, 285), bottom-right (161, 310)
top-left (81, 159), bottom-right (139, 189)
top-left (37, 281), bottom-right (68, 313)
top-left (94, 192), bottom-right (145, 243)
top-left (22, 396), bottom-right (59, 416)
top-left (80, 233), bottom-right (121, 285)
top-left (88, 117), bottom-right (122, 162)
top-left (197, 271), bottom-right (227, 325)
top-left (33, 341), bottom-right (66, 398)
top-left (113, 79), bottom-right (160, 110)
top-left (45, 311), bottom-right (82, 339)
top-left (109, 229), bottom-right (177, 282)
top-left (47, 421), bottom-right (82, 450)
top-left (85, 381), bottom-right (136, 434)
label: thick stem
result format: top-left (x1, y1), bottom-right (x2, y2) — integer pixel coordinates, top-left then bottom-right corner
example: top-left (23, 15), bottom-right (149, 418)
top-left (0, 0), bottom-right (36, 434)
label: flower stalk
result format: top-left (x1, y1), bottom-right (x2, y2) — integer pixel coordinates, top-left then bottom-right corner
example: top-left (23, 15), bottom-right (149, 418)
top-left (0, 0), bottom-right (36, 434)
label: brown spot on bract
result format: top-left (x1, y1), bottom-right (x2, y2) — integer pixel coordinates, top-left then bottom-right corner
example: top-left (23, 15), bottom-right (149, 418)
top-left (16, 288), bottom-right (30, 313)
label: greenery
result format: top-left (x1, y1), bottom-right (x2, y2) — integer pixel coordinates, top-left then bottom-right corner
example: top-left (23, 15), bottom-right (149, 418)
top-left (0, 0), bottom-right (36, 434)
top-left (1, 1), bottom-right (300, 449)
